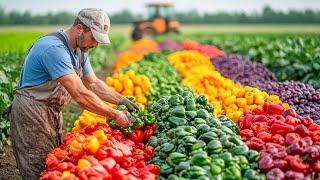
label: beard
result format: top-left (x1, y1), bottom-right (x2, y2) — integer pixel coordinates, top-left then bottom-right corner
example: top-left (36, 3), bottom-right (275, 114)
top-left (76, 32), bottom-right (89, 52)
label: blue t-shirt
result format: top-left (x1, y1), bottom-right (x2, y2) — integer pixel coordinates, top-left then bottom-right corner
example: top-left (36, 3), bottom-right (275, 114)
top-left (19, 31), bottom-right (93, 88)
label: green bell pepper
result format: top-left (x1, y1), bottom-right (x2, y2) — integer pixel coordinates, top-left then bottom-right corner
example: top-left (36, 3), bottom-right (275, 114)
top-left (185, 111), bottom-right (197, 119)
top-left (197, 109), bottom-right (210, 120)
top-left (170, 105), bottom-right (186, 118)
top-left (220, 135), bottom-right (235, 149)
top-left (234, 155), bottom-right (250, 171)
top-left (247, 150), bottom-right (259, 163)
top-left (196, 124), bottom-right (211, 134)
top-left (211, 158), bottom-right (225, 170)
top-left (161, 142), bottom-right (175, 153)
top-left (186, 98), bottom-right (197, 111)
top-left (132, 117), bottom-right (145, 129)
top-left (243, 169), bottom-right (266, 180)
top-left (194, 118), bottom-right (208, 125)
top-left (205, 104), bottom-right (214, 113)
top-left (168, 117), bottom-right (187, 127)
top-left (181, 136), bottom-right (197, 146)
top-left (192, 140), bottom-right (206, 151)
top-left (191, 151), bottom-right (211, 166)
top-left (210, 163), bottom-right (222, 175)
top-left (206, 140), bottom-right (223, 155)
top-left (175, 161), bottom-right (191, 173)
top-left (196, 95), bottom-right (207, 106)
top-left (221, 166), bottom-right (242, 180)
top-left (219, 152), bottom-right (233, 166)
top-left (200, 131), bottom-right (218, 143)
top-left (208, 116), bottom-right (222, 128)
top-left (230, 145), bottom-right (249, 156)
top-left (167, 152), bottom-right (188, 166)
top-left (121, 127), bottom-right (132, 136)
top-left (187, 166), bottom-right (207, 179)
top-left (221, 126), bottom-right (235, 135)
top-left (160, 164), bottom-right (173, 177)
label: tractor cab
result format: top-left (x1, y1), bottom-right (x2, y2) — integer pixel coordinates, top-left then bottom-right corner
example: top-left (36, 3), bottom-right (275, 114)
top-left (131, 3), bottom-right (180, 41)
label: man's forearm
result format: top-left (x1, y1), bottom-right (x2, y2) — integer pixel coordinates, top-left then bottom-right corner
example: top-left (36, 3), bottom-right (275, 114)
top-left (87, 79), bottom-right (123, 104)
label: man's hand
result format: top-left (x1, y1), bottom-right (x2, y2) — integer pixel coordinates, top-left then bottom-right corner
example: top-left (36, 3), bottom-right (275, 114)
top-left (119, 97), bottom-right (139, 111)
top-left (113, 110), bottom-right (134, 128)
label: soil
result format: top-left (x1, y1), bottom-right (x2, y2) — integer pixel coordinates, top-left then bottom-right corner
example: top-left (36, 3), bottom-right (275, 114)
top-left (0, 61), bottom-right (114, 179)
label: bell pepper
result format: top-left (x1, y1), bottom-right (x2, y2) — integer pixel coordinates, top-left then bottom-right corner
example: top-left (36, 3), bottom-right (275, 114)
top-left (246, 137), bottom-right (265, 150)
top-left (235, 155), bottom-right (250, 171)
top-left (170, 105), bottom-right (186, 118)
top-left (221, 166), bottom-right (241, 180)
top-left (230, 144), bottom-right (249, 156)
top-left (175, 161), bottom-right (191, 173)
top-left (196, 95), bottom-right (207, 106)
top-left (168, 95), bottom-right (183, 106)
top-left (160, 142), bottom-right (175, 153)
top-left (258, 155), bottom-right (274, 172)
top-left (285, 133), bottom-right (301, 145)
top-left (84, 136), bottom-right (100, 155)
top-left (286, 140), bottom-right (305, 155)
top-left (270, 120), bottom-right (294, 135)
top-left (302, 145), bottom-right (319, 162)
top-left (247, 150), bottom-right (259, 163)
top-left (185, 111), bottom-right (197, 119)
top-left (206, 140), bottom-right (223, 155)
top-left (160, 164), bottom-right (173, 177)
top-left (194, 118), bottom-right (207, 125)
top-left (128, 129), bottom-right (144, 143)
top-left (266, 104), bottom-right (285, 115)
top-left (197, 109), bottom-right (210, 120)
top-left (181, 136), bottom-right (197, 147)
top-left (205, 104), bottom-right (214, 113)
top-left (293, 124), bottom-right (309, 137)
top-left (196, 124), bottom-right (211, 134)
top-left (219, 152), bottom-right (233, 166)
top-left (187, 166), bottom-right (207, 179)
top-left (266, 168), bottom-right (284, 180)
top-left (186, 98), bottom-right (197, 111)
top-left (256, 132), bottom-right (272, 142)
top-left (209, 163), bottom-right (222, 175)
top-left (167, 152), bottom-right (187, 166)
top-left (192, 140), bottom-right (206, 151)
top-left (200, 131), bottom-right (218, 143)
top-left (270, 134), bottom-right (285, 145)
top-left (240, 129), bottom-right (254, 141)
top-left (243, 169), bottom-right (265, 180)
top-left (219, 135), bottom-right (235, 149)
top-left (273, 159), bottom-right (287, 170)
top-left (142, 130), bottom-right (153, 143)
top-left (284, 170), bottom-right (304, 179)
top-left (99, 157), bottom-right (116, 172)
top-left (310, 130), bottom-right (320, 142)
top-left (132, 118), bottom-right (145, 130)
top-left (144, 114), bottom-right (156, 125)
top-left (168, 117), bottom-right (187, 127)
top-left (191, 151), bottom-right (211, 166)
top-left (221, 126), bottom-right (234, 135)
top-left (288, 155), bottom-right (309, 173)
top-left (121, 127), bottom-right (133, 136)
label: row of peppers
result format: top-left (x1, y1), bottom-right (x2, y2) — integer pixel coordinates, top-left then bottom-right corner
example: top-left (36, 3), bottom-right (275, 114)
top-left (41, 38), bottom-right (320, 179)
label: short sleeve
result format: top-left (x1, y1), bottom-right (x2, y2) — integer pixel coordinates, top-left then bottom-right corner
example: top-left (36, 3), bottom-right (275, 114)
top-left (82, 53), bottom-right (93, 76)
top-left (42, 45), bottom-right (75, 80)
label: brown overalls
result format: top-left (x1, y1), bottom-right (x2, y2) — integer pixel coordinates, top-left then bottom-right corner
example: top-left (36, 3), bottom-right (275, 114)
top-left (10, 32), bottom-right (84, 179)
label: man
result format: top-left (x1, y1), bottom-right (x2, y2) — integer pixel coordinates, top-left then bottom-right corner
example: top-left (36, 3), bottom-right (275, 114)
top-left (10, 8), bottom-right (137, 179)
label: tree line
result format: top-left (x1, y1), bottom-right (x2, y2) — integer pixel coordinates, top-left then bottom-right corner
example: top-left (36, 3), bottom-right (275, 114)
top-left (0, 6), bottom-right (320, 25)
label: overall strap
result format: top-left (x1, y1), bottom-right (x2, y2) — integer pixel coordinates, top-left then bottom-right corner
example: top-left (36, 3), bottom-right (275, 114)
top-left (26, 32), bottom-right (84, 67)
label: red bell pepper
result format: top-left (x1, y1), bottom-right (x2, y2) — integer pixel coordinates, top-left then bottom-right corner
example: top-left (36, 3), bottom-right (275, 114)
top-left (271, 134), bottom-right (285, 145)
top-left (285, 133), bottom-right (301, 145)
top-left (129, 130), bottom-right (144, 143)
top-left (256, 132), bottom-right (272, 142)
top-left (293, 124), bottom-right (309, 137)
top-left (240, 129), bottom-right (254, 141)
top-left (270, 120), bottom-right (294, 135)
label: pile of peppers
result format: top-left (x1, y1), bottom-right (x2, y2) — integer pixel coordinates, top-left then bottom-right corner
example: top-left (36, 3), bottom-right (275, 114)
top-left (41, 123), bottom-right (158, 179)
top-left (149, 91), bottom-right (265, 180)
top-left (238, 102), bottom-right (320, 178)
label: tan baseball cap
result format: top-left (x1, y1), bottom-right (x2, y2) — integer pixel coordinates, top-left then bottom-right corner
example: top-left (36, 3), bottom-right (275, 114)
top-left (77, 8), bottom-right (111, 44)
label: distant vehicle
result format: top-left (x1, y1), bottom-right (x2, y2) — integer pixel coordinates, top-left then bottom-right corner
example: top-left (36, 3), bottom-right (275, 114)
top-left (131, 2), bottom-right (180, 40)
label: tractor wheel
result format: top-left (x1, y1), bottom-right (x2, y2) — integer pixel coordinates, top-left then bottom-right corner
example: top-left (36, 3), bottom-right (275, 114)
top-left (131, 27), bottom-right (143, 41)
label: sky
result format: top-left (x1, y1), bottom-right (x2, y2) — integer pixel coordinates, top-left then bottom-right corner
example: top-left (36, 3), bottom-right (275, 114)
top-left (1, 0), bottom-right (320, 15)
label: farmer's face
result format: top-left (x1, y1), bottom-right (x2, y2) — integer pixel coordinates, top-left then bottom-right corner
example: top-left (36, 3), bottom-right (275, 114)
top-left (76, 25), bottom-right (99, 52)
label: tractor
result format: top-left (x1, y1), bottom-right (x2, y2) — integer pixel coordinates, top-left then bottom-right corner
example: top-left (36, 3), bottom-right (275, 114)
top-left (131, 2), bottom-right (180, 40)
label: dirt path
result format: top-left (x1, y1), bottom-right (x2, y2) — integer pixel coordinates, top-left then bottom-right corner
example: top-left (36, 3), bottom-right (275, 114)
top-left (0, 61), bottom-right (114, 179)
